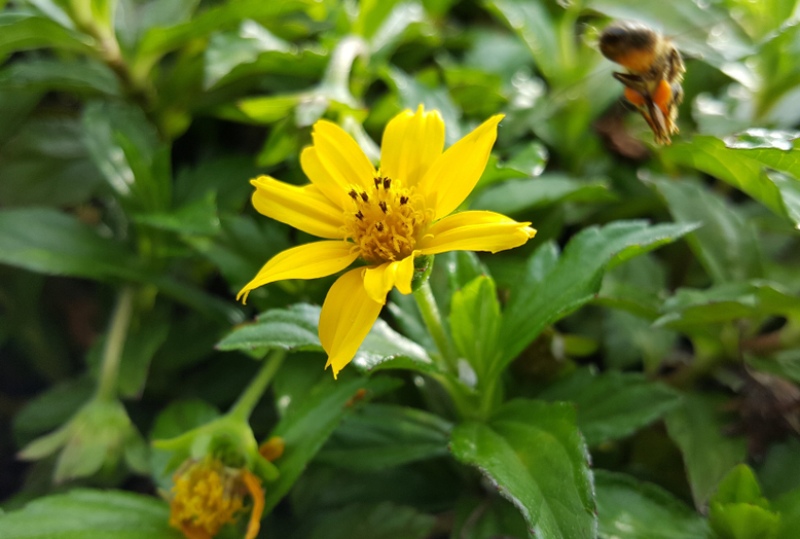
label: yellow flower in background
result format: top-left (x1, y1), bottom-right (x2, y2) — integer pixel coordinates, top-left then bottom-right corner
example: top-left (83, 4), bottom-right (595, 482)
top-left (238, 106), bottom-right (536, 377)
top-left (169, 457), bottom-right (264, 539)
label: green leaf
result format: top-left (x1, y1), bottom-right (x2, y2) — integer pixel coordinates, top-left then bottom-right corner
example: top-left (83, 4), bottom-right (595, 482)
top-left (0, 208), bottom-right (142, 281)
top-left (264, 375), bottom-right (399, 512)
top-left (595, 256), bottom-right (677, 371)
top-left (306, 502), bottom-right (435, 539)
top-left (477, 142), bottom-right (548, 188)
top-left (500, 221), bottom-right (698, 372)
top-left (133, 192), bottom-right (220, 236)
top-left (450, 399), bottom-right (596, 539)
top-left (712, 465), bottom-right (770, 507)
top-left (451, 495), bottom-right (529, 539)
top-left (0, 12), bottom-right (91, 61)
top-left (133, 0), bottom-right (315, 76)
top-left (12, 377), bottom-right (94, 447)
top-left (216, 303), bottom-right (320, 353)
top-left (655, 281), bottom-right (800, 331)
top-left (661, 133), bottom-right (800, 228)
top-left (291, 461), bottom-right (459, 517)
top-left (117, 309), bottom-right (171, 398)
top-left (472, 174), bottom-right (615, 216)
top-left (184, 215), bottom-right (289, 292)
top-left (149, 399), bottom-right (221, 440)
top-left (665, 393), bottom-right (747, 507)
top-left (0, 59), bottom-right (120, 96)
top-left (216, 304), bottom-right (436, 374)
top-left (19, 397), bottom-right (145, 483)
top-left (758, 438), bottom-right (800, 500)
top-left (116, 0), bottom-right (200, 48)
top-left (173, 155), bottom-right (258, 211)
top-left (539, 368), bottom-right (682, 446)
top-left (318, 403), bottom-right (452, 471)
top-left (595, 470), bottom-right (709, 539)
top-left (148, 399), bottom-right (221, 488)
top-left (354, 0), bottom-right (403, 39)
top-left (485, 0), bottom-right (560, 82)
top-left (205, 21), bottom-right (287, 86)
top-left (444, 66), bottom-right (506, 118)
top-left (775, 488), bottom-right (800, 539)
top-left (653, 178), bottom-right (763, 283)
top-left (82, 101), bottom-right (171, 212)
top-left (710, 503), bottom-right (781, 539)
top-left (233, 94), bottom-right (302, 124)
top-left (0, 208), bottom-right (236, 321)
top-left (449, 276), bottom-right (501, 386)
top-left (0, 115), bottom-right (106, 207)
top-left (0, 489), bottom-right (180, 538)
top-left (0, 87), bottom-right (42, 147)
top-left (353, 317), bottom-right (436, 375)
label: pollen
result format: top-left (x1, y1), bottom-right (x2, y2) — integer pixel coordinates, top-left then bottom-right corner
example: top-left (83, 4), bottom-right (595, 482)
top-left (169, 458), bottom-right (248, 539)
top-left (344, 175), bottom-right (431, 264)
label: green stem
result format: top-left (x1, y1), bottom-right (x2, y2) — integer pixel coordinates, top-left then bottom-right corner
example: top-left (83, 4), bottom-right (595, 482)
top-left (95, 286), bottom-right (136, 401)
top-left (413, 281), bottom-right (457, 371)
top-left (228, 350), bottom-right (287, 421)
top-left (320, 35), bottom-right (367, 108)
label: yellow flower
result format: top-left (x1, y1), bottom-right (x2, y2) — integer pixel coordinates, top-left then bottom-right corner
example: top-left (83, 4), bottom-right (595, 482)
top-left (169, 458), bottom-right (264, 539)
top-left (238, 106), bottom-right (536, 377)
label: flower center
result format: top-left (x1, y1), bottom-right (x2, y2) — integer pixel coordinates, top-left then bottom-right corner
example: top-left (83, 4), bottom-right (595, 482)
top-left (169, 458), bottom-right (245, 537)
top-left (344, 175), bottom-right (431, 264)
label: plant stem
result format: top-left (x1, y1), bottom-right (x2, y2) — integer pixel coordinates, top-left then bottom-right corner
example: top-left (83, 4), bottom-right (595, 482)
top-left (321, 35), bottom-right (367, 108)
top-left (413, 281), bottom-right (457, 372)
top-left (96, 286), bottom-right (136, 401)
top-left (228, 350), bottom-right (287, 421)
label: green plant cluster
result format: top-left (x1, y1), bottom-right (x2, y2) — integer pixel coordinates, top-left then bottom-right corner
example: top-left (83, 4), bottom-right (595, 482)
top-left (1, 0), bottom-right (799, 538)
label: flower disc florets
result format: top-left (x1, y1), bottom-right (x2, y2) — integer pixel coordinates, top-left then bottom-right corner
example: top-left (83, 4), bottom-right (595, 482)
top-left (344, 175), bottom-right (431, 264)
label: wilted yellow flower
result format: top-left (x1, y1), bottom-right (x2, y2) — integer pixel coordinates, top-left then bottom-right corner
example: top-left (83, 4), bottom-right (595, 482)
top-left (238, 106), bottom-right (536, 377)
top-left (169, 457), bottom-right (264, 539)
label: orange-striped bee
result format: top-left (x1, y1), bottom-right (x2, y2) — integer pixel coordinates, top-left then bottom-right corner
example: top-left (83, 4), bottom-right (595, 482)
top-left (599, 20), bottom-right (686, 145)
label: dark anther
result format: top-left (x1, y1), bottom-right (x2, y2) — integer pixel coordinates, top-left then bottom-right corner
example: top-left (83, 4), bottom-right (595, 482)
top-left (360, 192), bottom-right (369, 202)
top-left (383, 178), bottom-right (392, 189)
top-left (399, 196), bottom-right (408, 205)
top-left (379, 201), bottom-right (388, 213)
top-left (376, 222), bottom-right (384, 232)
top-left (355, 211), bottom-right (364, 220)
top-left (349, 189), bottom-right (358, 200)
top-left (374, 177), bottom-right (382, 188)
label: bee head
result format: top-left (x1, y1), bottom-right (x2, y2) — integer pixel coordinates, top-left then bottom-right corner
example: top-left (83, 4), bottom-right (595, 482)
top-left (599, 20), bottom-right (660, 63)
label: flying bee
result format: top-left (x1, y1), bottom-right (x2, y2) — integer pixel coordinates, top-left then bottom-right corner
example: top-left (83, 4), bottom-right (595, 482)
top-left (599, 20), bottom-right (686, 145)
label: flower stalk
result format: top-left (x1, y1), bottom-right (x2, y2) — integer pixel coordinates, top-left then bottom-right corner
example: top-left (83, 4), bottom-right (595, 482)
top-left (228, 350), bottom-right (287, 421)
top-left (96, 285), bottom-right (136, 402)
top-left (413, 280), bottom-right (458, 372)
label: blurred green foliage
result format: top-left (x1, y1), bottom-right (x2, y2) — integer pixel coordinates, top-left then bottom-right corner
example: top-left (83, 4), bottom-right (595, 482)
top-left (1, 0), bottom-right (799, 538)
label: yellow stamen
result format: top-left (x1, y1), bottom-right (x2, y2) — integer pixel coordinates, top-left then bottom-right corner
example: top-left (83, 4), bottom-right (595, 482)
top-left (168, 458), bottom-right (264, 539)
top-left (344, 175), bottom-right (432, 264)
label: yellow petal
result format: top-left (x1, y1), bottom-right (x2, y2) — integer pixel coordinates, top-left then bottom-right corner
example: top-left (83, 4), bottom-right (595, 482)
top-left (311, 120), bottom-right (375, 192)
top-left (300, 147), bottom-right (348, 208)
top-left (241, 470), bottom-right (264, 539)
top-left (362, 254), bottom-right (416, 303)
top-left (417, 211), bottom-right (536, 255)
top-left (251, 176), bottom-right (344, 239)
top-left (418, 114), bottom-right (503, 219)
top-left (380, 106), bottom-right (444, 187)
top-left (237, 241), bottom-right (358, 303)
top-left (319, 268), bottom-right (383, 378)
